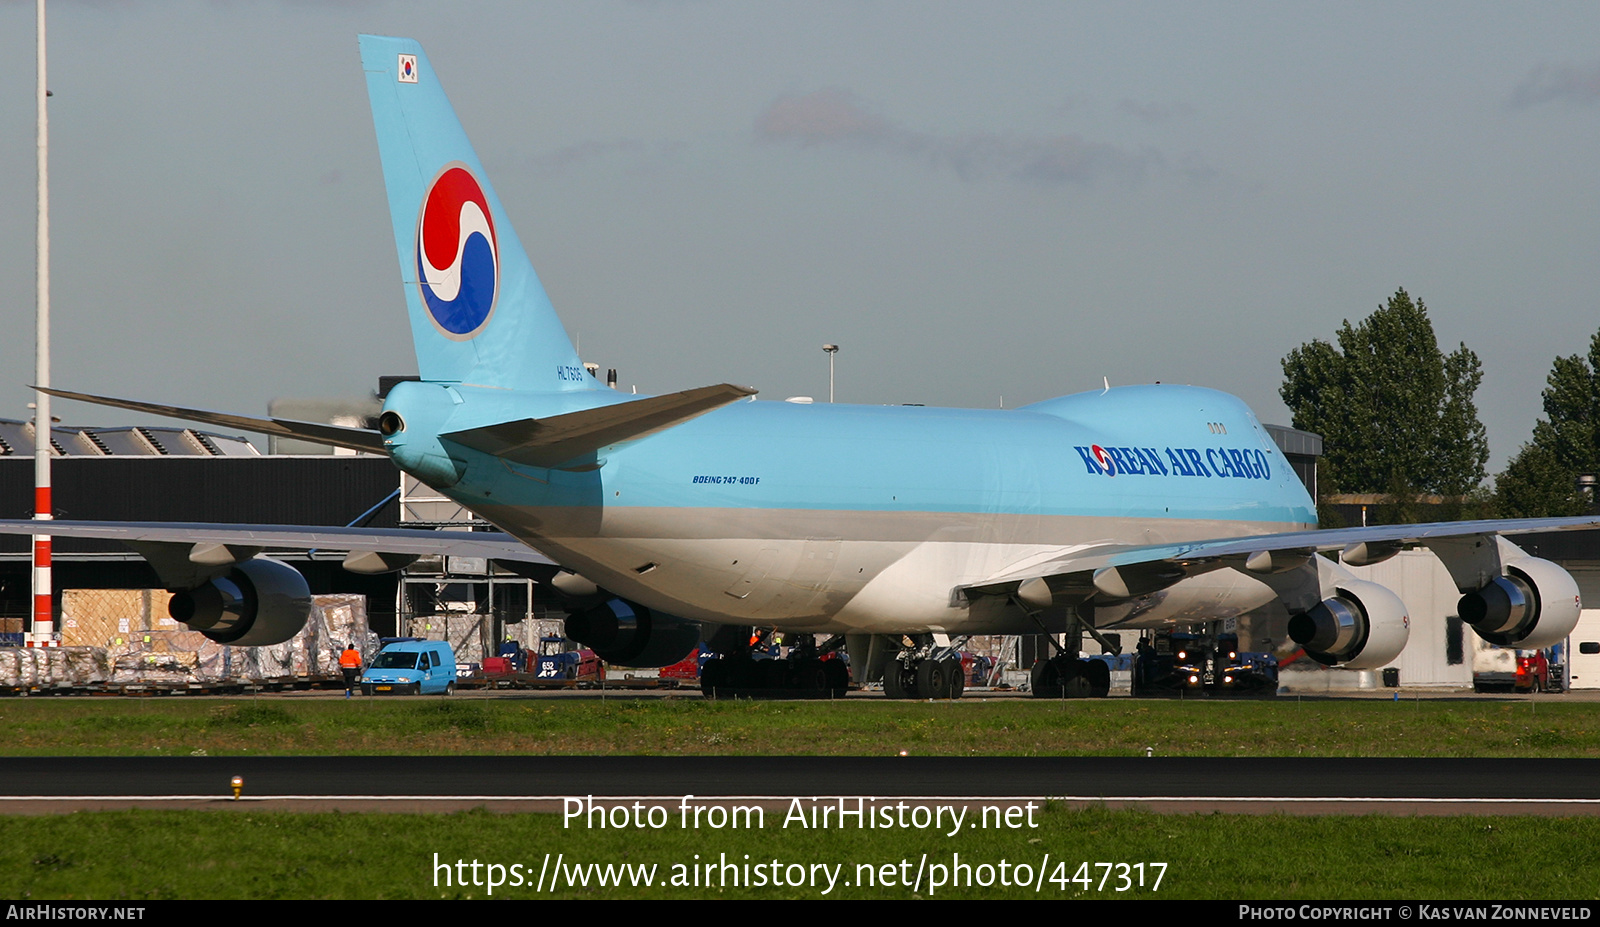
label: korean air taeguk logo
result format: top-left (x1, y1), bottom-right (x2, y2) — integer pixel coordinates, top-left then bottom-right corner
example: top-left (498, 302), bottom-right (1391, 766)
top-left (1088, 444), bottom-right (1117, 476)
top-left (416, 163), bottom-right (498, 340)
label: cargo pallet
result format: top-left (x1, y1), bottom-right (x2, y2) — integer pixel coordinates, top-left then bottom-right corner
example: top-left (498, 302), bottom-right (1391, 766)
top-left (0, 674), bottom-right (348, 697)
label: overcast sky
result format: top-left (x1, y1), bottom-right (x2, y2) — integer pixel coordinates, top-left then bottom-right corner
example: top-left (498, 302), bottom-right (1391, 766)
top-left (1, 1), bottom-right (1597, 473)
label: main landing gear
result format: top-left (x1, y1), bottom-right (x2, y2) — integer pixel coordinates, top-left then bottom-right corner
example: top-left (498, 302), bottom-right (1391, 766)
top-left (1030, 655), bottom-right (1111, 699)
top-left (699, 628), bottom-right (850, 699)
top-left (1020, 600), bottom-right (1119, 699)
top-left (878, 635), bottom-right (967, 700)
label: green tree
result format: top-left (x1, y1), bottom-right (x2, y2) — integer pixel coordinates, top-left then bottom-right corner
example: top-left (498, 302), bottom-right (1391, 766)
top-left (1280, 289), bottom-right (1489, 520)
top-left (1495, 329), bottom-right (1600, 517)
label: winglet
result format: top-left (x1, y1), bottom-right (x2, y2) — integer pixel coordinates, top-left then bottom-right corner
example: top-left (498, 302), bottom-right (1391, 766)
top-left (442, 383), bottom-right (757, 468)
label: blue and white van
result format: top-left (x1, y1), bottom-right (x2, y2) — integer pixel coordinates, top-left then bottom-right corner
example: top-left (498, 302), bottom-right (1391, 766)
top-left (360, 638), bottom-right (457, 695)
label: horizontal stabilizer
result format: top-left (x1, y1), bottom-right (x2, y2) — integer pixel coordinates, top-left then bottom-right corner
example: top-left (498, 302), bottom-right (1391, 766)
top-left (442, 383), bottom-right (757, 468)
top-left (36, 387), bottom-right (387, 455)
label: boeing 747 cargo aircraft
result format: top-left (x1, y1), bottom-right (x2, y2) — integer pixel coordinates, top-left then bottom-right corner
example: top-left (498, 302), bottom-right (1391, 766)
top-left (5, 36), bottom-right (1594, 699)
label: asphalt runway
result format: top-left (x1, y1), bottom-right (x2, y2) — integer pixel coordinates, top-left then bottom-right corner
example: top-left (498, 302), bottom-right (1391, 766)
top-left (2, 756), bottom-right (1597, 815)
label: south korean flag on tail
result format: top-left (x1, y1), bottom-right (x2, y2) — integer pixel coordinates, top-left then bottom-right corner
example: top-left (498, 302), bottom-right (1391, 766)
top-left (398, 54), bottom-right (418, 83)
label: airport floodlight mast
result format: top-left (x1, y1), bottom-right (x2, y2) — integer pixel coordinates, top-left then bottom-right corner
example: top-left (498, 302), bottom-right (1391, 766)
top-left (31, 0), bottom-right (55, 648)
top-left (823, 344), bottom-right (839, 403)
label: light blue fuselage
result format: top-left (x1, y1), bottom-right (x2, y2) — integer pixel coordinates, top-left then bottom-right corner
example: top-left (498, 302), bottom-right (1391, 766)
top-left (383, 381), bottom-right (1317, 635)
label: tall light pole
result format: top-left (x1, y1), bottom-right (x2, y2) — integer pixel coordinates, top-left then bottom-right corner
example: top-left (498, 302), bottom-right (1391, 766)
top-left (822, 344), bottom-right (838, 403)
top-left (31, 0), bottom-right (55, 647)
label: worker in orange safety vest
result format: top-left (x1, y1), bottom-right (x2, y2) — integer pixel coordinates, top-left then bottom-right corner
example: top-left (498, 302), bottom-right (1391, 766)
top-left (339, 643), bottom-right (362, 697)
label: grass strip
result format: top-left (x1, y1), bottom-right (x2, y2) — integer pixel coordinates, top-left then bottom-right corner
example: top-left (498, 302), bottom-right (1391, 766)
top-left (0, 696), bottom-right (1593, 757)
top-left (1, 806), bottom-right (1596, 900)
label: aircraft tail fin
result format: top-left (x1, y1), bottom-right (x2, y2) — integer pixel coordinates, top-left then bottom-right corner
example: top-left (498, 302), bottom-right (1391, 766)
top-left (360, 35), bottom-right (587, 392)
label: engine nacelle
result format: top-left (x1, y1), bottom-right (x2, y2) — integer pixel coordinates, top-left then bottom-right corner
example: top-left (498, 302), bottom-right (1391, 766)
top-left (1458, 557), bottom-right (1581, 650)
top-left (1288, 579), bottom-right (1410, 670)
top-left (563, 598), bottom-right (700, 667)
top-left (167, 557), bottom-right (313, 646)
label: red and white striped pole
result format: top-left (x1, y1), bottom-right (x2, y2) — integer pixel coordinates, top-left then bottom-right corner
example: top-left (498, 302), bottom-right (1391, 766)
top-left (30, 0), bottom-right (55, 648)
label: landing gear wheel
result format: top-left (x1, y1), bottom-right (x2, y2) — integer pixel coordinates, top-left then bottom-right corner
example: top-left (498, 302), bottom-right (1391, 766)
top-left (883, 662), bottom-right (912, 699)
top-left (945, 658), bottom-right (965, 699)
top-left (1063, 664), bottom-right (1092, 698)
top-left (1031, 657), bottom-right (1094, 698)
top-left (916, 658), bottom-right (950, 700)
top-left (1081, 658), bottom-right (1110, 698)
top-left (1030, 658), bottom-right (1065, 698)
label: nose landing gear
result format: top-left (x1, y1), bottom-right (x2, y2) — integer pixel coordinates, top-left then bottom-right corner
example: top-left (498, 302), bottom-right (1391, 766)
top-left (879, 635), bottom-right (968, 699)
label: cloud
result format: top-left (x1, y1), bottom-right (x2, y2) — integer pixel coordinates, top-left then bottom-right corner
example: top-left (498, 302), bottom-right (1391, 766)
top-left (1117, 99), bottom-right (1193, 123)
top-left (1508, 61), bottom-right (1600, 109)
top-left (756, 88), bottom-right (1157, 187)
top-left (756, 88), bottom-right (892, 146)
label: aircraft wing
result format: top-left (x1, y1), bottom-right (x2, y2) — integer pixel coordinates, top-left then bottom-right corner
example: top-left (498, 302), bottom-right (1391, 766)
top-left (35, 387), bottom-right (386, 455)
top-left (0, 519), bottom-right (554, 566)
top-left (962, 515), bottom-right (1600, 602)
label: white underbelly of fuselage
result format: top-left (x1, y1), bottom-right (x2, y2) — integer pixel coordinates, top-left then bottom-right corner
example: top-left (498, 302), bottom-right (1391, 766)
top-left (483, 504), bottom-right (1298, 636)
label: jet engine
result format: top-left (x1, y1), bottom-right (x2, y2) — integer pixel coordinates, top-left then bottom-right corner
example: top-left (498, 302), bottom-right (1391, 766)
top-left (1458, 558), bottom-right (1581, 649)
top-left (1288, 579), bottom-right (1410, 669)
top-left (563, 598), bottom-right (700, 667)
top-left (167, 557), bottom-right (313, 646)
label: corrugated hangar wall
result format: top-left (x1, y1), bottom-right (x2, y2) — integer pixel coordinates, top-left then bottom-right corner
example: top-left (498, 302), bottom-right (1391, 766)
top-left (0, 457), bottom-right (403, 529)
top-left (0, 456), bottom-right (404, 631)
